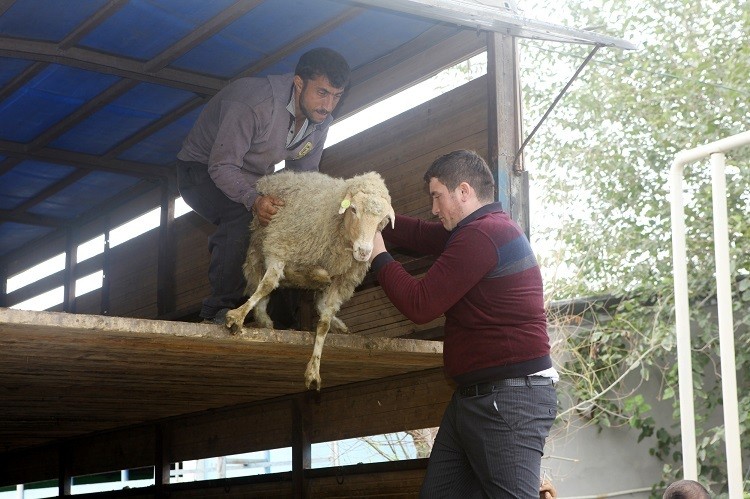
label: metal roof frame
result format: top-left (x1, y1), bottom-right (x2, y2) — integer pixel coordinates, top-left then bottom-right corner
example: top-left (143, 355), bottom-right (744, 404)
top-left (354, 0), bottom-right (636, 50)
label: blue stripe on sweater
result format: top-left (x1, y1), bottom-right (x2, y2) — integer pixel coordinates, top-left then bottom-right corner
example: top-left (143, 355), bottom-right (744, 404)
top-left (486, 235), bottom-right (538, 279)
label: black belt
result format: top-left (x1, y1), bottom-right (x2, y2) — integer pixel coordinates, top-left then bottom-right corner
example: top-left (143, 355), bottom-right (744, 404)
top-left (458, 376), bottom-right (555, 397)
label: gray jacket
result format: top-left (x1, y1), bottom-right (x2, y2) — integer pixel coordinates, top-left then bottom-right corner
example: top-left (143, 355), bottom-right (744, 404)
top-left (177, 73), bottom-right (332, 210)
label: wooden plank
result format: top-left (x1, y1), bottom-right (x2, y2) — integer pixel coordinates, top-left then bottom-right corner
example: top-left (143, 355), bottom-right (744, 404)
top-left (0, 308), bottom-right (442, 468)
top-left (168, 399), bottom-right (295, 464)
top-left (309, 369), bottom-right (451, 444)
top-left (307, 466), bottom-right (427, 498)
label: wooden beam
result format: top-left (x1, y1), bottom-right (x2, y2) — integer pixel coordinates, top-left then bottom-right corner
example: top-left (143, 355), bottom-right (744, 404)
top-left (0, 262), bottom-right (6, 308)
top-left (154, 424), bottom-right (170, 493)
top-left (63, 227), bottom-right (78, 313)
top-left (101, 222), bottom-right (111, 315)
top-left (0, 323), bottom-right (443, 486)
top-left (486, 32), bottom-right (527, 235)
top-left (292, 397), bottom-right (312, 498)
top-left (58, 444), bottom-right (71, 496)
top-left (157, 179), bottom-right (176, 316)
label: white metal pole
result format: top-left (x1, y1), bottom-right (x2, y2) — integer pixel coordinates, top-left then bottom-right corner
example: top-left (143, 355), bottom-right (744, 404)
top-left (669, 129), bottom-right (750, 486)
top-left (710, 152), bottom-right (743, 498)
top-left (669, 159), bottom-right (698, 480)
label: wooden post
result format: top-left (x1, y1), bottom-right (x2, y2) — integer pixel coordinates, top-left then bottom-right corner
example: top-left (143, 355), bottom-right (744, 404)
top-left (292, 396), bottom-right (312, 498)
top-left (101, 220), bottom-right (111, 316)
top-left (486, 31), bottom-right (529, 238)
top-left (0, 262), bottom-right (6, 308)
top-left (63, 228), bottom-right (78, 313)
top-left (58, 444), bottom-right (71, 495)
top-left (157, 178), bottom-right (176, 317)
top-left (154, 423), bottom-right (171, 497)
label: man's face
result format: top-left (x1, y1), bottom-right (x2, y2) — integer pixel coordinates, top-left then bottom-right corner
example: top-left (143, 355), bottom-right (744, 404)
top-left (295, 74), bottom-right (345, 124)
top-left (429, 177), bottom-right (463, 231)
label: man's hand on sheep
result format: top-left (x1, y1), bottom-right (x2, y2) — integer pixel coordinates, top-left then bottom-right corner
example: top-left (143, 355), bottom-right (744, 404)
top-left (369, 231), bottom-right (387, 263)
top-left (252, 194), bottom-right (285, 226)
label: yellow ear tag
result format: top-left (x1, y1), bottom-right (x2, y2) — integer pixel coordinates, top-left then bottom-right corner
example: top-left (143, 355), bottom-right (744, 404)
top-left (340, 199), bottom-right (350, 210)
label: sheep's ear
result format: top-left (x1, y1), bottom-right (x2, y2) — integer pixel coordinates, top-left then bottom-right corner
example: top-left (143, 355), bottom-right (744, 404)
top-left (338, 193), bottom-right (352, 214)
top-left (387, 205), bottom-right (395, 229)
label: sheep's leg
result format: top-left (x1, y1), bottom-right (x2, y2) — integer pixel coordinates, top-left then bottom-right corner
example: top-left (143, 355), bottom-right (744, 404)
top-left (304, 287), bottom-right (345, 390)
top-left (304, 312), bottom-right (332, 391)
top-left (225, 261), bottom-right (284, 335)
top-left (253, 295), bottom-right (273, 329)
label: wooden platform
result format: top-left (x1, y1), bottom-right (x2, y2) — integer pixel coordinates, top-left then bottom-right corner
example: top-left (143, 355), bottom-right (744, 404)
top-left (0, 307), bottom-right (443, 455)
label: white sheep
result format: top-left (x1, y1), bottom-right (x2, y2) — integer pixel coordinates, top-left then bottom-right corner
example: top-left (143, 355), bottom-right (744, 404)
top-left (225, 170), bottom-right (394, 390)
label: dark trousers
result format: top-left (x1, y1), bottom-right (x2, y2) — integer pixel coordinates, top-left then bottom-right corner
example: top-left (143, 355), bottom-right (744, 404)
top-left (175, 160), bottom-right (299, 328)
top-left (176, 160), bottom-right (253, 319)
top-left (420, 383), bottom-right (557, 499)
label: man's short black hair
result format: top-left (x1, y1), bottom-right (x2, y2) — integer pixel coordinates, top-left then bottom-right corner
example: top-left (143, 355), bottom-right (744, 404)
top-left (423, 150), bottom-right (496, 203)
top-left (663, 480), bottom-right (711, 499)
top-left (295, 48), bottom-right (350, 89)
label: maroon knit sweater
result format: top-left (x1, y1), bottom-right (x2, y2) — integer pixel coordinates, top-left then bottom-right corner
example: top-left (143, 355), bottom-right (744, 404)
top-left (372, 203), bottom-right (550, 386)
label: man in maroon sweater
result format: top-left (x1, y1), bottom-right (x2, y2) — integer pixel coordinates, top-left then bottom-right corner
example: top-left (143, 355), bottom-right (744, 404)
top-left (370, 150), bottom-right (558, 498)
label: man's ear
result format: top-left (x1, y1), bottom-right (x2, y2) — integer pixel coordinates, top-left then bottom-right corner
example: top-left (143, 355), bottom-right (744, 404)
top-left (458, 181), bottom-right (472, 201)
top-left (293, 75), bottom-right (304, 92)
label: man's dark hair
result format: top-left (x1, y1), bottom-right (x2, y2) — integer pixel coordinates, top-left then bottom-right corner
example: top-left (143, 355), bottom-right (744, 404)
top-left (663, 480), bottom-right (711, 499)
top-left (423, 150), bottom-right (496, 203)
top-left (295, 47), bottom-right (350, 89)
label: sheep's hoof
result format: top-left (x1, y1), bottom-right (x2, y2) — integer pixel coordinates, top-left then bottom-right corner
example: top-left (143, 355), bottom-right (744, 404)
top-left (304, 362), bottom-right (322, 391)
top-left (224, 309), bottom-right (245, 335)
top-left (305, 374), bottom-right (321, 392)
top-left (330, 317), bottom-right (349, 335)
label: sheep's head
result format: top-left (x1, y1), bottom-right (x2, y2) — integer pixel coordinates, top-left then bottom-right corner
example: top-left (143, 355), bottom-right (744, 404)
top-left (338, 173), bottom-right (395, 262)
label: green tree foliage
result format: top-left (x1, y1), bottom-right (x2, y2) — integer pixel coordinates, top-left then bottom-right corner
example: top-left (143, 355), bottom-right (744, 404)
top-left (519, 0), bottom-right (749, 493)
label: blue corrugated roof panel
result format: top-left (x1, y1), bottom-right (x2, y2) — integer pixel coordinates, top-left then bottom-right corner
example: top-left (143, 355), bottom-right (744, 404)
top-left (0, 64), bottom-right (121, 143)
top-left (257, 10), bottom-right (441, 76)
top-left (0, 0), bottom-right (109, 42)
top-left (0, 57), bottom-right (34, 88)
top-left (0, 161), bottom-right (77, 210)
top-left (172, 0), bottom-right (350, 78)
top-left (321, 10), bottom-right (438, 68)
top-left (50, 83), bottom-right (197, 155)
top-left (27, 171), bottom-right (142, 219)
top-left (0, 222), bottom-right (55, 257)
top-left (117, 106), bottom-right (202, 165)
top-left (79, 0), bottom-right (236, 61)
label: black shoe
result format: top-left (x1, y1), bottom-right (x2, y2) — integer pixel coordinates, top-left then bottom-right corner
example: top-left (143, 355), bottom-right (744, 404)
top-left (201, 308), bottom-right (229, 325)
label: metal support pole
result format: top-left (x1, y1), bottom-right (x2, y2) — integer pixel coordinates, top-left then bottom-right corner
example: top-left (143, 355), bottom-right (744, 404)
top-left (709, 152), bottom-right (743, 498)
top-left (670, 130), bottom-right (750, 496)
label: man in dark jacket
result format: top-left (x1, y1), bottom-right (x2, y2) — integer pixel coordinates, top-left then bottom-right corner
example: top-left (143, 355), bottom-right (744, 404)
top-left (370, 150), bottom-right (558, 498)
top-left (176, 48), bottom-right (350, 324)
